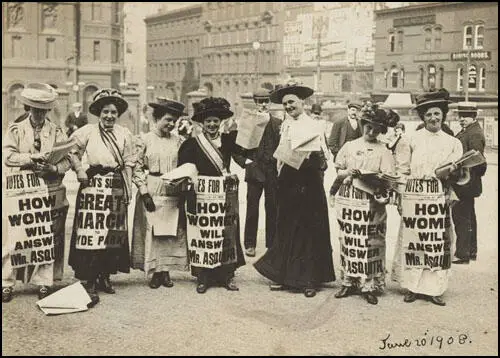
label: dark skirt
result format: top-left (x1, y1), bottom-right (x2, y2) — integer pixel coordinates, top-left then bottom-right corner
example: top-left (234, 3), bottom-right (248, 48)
top-left (68, 172), bottom-right (130, 281)
top-left (254, 164), bottom-right (335, 289)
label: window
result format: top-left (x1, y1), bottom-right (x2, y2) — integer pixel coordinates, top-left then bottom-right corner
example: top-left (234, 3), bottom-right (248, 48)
top-left (397, 30), bottom-right (403, 51)
top-left (424, 28), bottom-right (432, 50)
top-left (419, 67), bottom-right (425, 88)
top-left (400, 68), bottom-right (405, 88)
top-left (91, 3), bottom-right (101, 21)
top-left (45, 38), bottom-right (55, 59)
top-left (111, 40), bottom-right (120, 63)
top-left (428, 65), bottom-right (436, 89)
top-left (463, 25), bottom-right (473, 49)
top-left (468, 64), bottom-right (477, 91)
top-left (475, 25), bottom-right (484, 49)
top-left (479, 67), bottom-right (486, 90)
top-left (93, 41), bottom-right (100, 62)
top-left (439, 67), bottom-right (444, 88)
top-left (390, 66), bottom-right (399, 88)
top-left (434, 27), bottom-right (442, 50)
top-left (457, 67), bottom-right (464, 91)
top-left (12, 35), bottom-right (22, 57)
top-left (389, 34), bottom-right (395, 52)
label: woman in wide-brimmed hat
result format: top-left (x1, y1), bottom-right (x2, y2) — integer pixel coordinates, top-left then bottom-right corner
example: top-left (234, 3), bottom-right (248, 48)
top-left (2, 83), bottom-right (71, 303)
top-left (131, 98), bottom-right (190, 289)
top-left (68, 88), bottom-right (135, 307)
top-left (391, 88), bottom-right (463, 307)
top-left (254, 81), bottom-right (335, 298)
top-left (176, 96), bottom-right (246, 294)
top-left (332, 102), bottom-right (399, 305)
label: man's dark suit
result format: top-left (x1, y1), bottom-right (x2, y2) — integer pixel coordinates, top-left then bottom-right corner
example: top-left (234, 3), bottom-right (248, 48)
top-left (65, 111), bottom-right (88, 137)
top-left (327, 117), bottom-right (362, 160)
top-left (452, 121), bottom-right (487, 261)
top-left (234, 113), bottom-right (281, 250)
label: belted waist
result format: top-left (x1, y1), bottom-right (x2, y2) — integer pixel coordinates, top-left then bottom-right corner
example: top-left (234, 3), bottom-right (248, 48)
top-left (148, 172), bottom-right (163, 177)
top-left (86, 165), bottom-right (121, 178)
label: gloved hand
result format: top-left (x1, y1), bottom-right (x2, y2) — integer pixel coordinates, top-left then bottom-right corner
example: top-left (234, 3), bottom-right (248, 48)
top-left (30, 152), bottom-right (49, 163)
top-left (142, 193), bottom-right (156, 212)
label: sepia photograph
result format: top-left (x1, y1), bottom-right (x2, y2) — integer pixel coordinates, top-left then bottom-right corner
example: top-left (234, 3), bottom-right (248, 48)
top-left (2, 2), bottom-right (498, 356)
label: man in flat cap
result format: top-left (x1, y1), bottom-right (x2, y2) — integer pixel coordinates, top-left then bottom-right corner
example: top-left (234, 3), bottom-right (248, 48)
top-left (452, 102), bottom-right (487, 264)
top-left (327, 101), bottom-right (362, 161)
top-left (233, 88), bottom-right (282, 257)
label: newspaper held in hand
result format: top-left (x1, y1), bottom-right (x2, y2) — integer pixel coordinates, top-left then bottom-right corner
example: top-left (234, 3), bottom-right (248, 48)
top-left (46, 138), bottom-right (76, 165)
top-left (434, 149), bottom-right (486, 183)
top-left (235, 109), bottom-right (270, 149)
top-left (161, 163), bottom-right (198, 195)
top-left (273, 138), bottom-right (308, 170)
top-left (289, 120), bottom-right (322, 152)
top-left (352, 170), bottom-right (401, 196)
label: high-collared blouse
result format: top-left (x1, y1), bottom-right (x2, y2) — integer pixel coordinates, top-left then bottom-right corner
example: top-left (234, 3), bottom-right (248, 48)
top-left (132, 129), bottom-right (183, 195)
top-left (3, 115), bottom-right (71, 173)
top-left (70, 123), bottom-right (135, 169)
top-left (407, 129), bottom-right (463, 178)
top-left (335, 136), bottom-right (395, 174)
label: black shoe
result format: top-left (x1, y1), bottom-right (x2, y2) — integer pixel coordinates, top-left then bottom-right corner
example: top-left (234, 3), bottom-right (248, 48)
top-left (2, 287), bottom-right (13, 303)
top-left (404, 290), bottom-right (417, 303)
top-left (85, 281), bottom-right (100, 308)
top-left (335, 286), bottom-right (353, 298)
top-left (429, 295), bottom-right (446, 306)
top-left (38, 286), bottom-right (50, 300)
top-left (196, 282), bottom-right (208, 294)
top-left (149, 273), bottom-right (163, 289)
top-left (363, 292), bottom-right (378, 305)
top-left (452, 258), bottom-right (470, 265)
top-left (162, 272), bottom-right (174, 288)
top-left (225, 278), bottom-right (239, 291)
top-left (304, 288), bottom-right (316, 298)
top-left (98, 274), bottom-right (116, 294)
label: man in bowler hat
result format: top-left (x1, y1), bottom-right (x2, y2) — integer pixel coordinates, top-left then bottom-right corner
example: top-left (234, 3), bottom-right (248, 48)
top-left (327, 101), bottom-right (362, 161)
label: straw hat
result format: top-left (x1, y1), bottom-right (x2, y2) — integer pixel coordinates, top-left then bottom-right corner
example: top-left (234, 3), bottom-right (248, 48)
top-left (88, 88), bottom-right (128, 117)
top-left (18, 83), bottom-right (58, 110)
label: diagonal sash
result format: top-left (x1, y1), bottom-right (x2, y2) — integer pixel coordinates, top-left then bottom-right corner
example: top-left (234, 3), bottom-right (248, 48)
top-left (195, 133), bottom-right (229, 176)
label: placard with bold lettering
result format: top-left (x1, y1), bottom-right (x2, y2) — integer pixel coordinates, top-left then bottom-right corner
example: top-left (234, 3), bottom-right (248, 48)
top-left (74, 173), bottom-right (128, 250)
top-left (335, 184), bottom-right (386, 280)
top-left (186, 176), bottom-right (239, 269)
top-left (4, 170), bottom-right (67, 269)
top-left (400, 178), bottom-right (451, 271)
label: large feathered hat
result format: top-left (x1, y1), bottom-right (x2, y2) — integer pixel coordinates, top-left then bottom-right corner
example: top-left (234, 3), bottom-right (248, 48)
top-left (89, 88), bottom-right (128, 117)
top-left (269, 79), bottom-right (314, 104)
top-left (191, 97), bottom-right (233, 123)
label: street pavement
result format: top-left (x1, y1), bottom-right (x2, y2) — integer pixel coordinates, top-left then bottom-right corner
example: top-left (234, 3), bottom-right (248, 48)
top-left (2, 151), bottom-right (498, 356)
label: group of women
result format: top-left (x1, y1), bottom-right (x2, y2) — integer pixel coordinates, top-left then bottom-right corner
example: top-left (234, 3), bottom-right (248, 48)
top-left (2, 82), bottom-right (463, 309)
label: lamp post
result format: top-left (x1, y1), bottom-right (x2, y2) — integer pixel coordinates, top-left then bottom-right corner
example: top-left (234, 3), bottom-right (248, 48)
top-left (252, 40), bottom-right (261, 90)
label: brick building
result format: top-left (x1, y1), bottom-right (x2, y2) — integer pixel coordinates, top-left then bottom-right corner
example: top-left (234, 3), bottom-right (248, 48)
top-left (2, 2), bottom-right (126, 134)
top-left (373, 2), bottom-right (498, 101)
top-left (145, 5), bottom-right (203, 105)
top-left (199, 2), bottom-right (285, 109)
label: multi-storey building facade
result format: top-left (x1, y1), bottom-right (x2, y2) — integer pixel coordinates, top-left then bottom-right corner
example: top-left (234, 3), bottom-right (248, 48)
top-left (145, 5), bottom-right (203, 105)
top-left (373, 2), bottom-right (498, 101)
top-left (199, 2), bottom-right (285, 108)
top-left (2, 2), bottom-right (125, 134)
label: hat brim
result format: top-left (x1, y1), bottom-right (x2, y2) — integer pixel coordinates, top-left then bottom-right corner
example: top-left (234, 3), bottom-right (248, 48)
top-left (89, 96), bottom-right (128, 117)
top-left (453, 109), bottom-right (481, 113)
top-left (412, 99), bottom-right (453, 110)
top-left (18, 96), bottom-right (56, 110)
top-left (148, 103), bottom-right (187, 117)
top-left (359, 117), bottom-right (388, 133)
top-left (269, 86), bottom-right (314, 104)
top-left (347, 104), bottom-right (362, 110)
top-left (191, 108), bottom-right (233, 123)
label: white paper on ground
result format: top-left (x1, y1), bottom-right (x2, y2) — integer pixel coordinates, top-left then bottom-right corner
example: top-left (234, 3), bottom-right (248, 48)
top-left (36, 281), bottom-right (91, 316)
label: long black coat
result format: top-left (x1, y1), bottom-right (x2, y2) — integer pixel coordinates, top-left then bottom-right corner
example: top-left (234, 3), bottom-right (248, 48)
top-left (453, 121), bottom-right (487, 198)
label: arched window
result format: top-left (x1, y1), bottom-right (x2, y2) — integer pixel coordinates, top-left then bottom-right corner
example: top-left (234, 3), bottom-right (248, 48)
top-left (428, 64), bottom-right (436, 90)
top-left (475, 25), bottom-right (484, 49)
top-left (439, 67), bottom-right (444, 88)
top-left (479, 67), bottom-right (486, 91)
top-left (463, 25), bottom-right (473, 49)
top-left (424, 27), bottom-right (432, 50)
top-left (434, 26), bottom-right (442, 50)
top-left (389, 34), bottom-right (395, 52)
top-left (419, 67), bottom-right (425, 89)
top-left (468, 64), bottom-right (477, 91)
top-left (457, 67), bottom-right (464, 91)
top-left (390, 66), bottom-right (399, 88)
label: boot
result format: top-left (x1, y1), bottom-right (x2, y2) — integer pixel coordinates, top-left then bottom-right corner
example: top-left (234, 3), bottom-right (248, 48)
top-left (162, 271), bottom-right (174, 288)
top-left (224, 277), bottom-right (239, 291)
top-left (149, 272), bottom-right (163, 289)
top-left (196, 274), bottom-right (208, 294)
top-left (38, 285), bottom-right (50, 300)
top-left (98, 273), bottom-right (116, 294)
top-left (86, 280), bottom-right (100, 308)
top-left (2, 287), bottom-right (13, 303)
